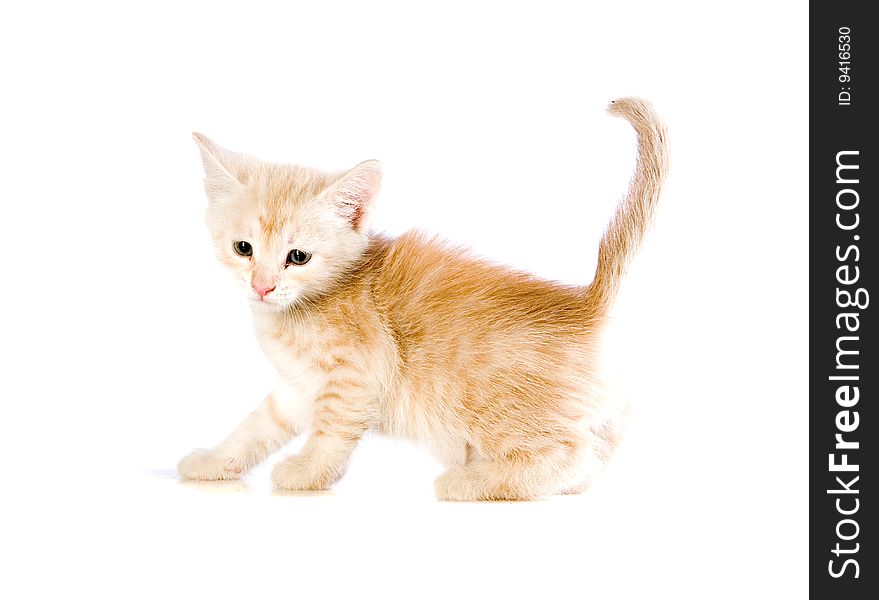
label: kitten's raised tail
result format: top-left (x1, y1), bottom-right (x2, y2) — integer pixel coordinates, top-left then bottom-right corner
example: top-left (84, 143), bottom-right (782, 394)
top-left (585, 97), bottom-right (669, 319)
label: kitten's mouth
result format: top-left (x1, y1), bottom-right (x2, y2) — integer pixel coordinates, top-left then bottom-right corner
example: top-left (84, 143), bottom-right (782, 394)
top-left (250, 295), bottom-right (290, 310)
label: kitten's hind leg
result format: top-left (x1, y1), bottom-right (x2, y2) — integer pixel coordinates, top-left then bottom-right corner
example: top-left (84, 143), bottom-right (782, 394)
top-left (178, 390), bottom-right (299, 481)
top-left (434, 442), bottom-right (584, 501)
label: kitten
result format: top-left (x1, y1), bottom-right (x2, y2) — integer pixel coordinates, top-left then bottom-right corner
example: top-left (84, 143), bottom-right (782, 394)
top-left (178, 98), bottom-right (668, 500)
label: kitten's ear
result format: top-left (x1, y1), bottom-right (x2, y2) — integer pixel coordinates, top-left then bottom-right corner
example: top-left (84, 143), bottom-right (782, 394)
top-left (325, 160), bottom-right (382, 231)
top-left (192, 133), bottom-right (245, 202)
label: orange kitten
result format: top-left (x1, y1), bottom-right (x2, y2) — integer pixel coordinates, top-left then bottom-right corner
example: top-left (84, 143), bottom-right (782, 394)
top-left (178, 98), bottom-right (668, 500)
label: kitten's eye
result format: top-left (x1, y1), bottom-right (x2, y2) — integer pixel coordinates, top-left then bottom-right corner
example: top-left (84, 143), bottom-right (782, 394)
top-left (233, 241), bottom-right (253, 257)
top-left (286, 249), bottom-right (311, 266)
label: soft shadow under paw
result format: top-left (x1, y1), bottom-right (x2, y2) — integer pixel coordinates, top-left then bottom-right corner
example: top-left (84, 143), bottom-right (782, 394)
top-left (271, 488), bottom-right (335, 498)
top-left (179, 479), bottom-right (251, 494)
top-left (145, 468), bottom-right (180, 480)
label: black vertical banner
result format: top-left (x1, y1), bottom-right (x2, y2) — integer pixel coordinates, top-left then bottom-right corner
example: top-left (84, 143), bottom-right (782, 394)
top-left (810, 3), bottom-right (876, 598)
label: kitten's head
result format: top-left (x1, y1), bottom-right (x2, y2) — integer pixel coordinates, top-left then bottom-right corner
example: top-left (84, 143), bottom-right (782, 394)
top-left (193, 134), bottom-right (380, 311)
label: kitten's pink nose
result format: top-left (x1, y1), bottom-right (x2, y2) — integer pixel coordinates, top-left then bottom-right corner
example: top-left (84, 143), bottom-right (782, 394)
top-left (252, 283), bottom-right (276, 297)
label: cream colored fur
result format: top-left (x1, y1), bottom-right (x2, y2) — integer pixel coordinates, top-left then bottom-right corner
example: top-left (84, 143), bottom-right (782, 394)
top-left (178, 98), bottom-right (669, 500)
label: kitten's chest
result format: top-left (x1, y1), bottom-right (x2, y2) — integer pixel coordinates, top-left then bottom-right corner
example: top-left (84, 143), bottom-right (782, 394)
top-left (252, 312), bottom-right (327, 387)
top-left (261, 335), bottom-right (319, 381)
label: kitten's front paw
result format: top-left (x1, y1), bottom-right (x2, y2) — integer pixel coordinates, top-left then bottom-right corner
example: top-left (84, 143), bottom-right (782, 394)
top-left (271, 455), bottom-right (329, 491)
top-left (177, 448), bottom-right (243, 481)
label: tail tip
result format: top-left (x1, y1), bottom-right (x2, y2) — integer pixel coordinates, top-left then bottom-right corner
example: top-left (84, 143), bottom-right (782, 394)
top-left (607, 96), bottom-right (654, 119)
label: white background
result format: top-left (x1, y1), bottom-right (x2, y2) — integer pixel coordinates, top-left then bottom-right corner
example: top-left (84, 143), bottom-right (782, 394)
top-left (0, 1), bottom-right (807, 598)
